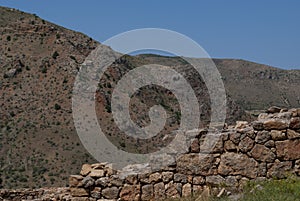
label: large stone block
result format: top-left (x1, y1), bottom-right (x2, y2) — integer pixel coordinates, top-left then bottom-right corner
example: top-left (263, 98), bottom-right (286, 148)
top-left (267, 160), bottom-right (292, 179)
top-left (119, 184), bottom-right (140, 201)
top-left (250, 144), bottom-right (276, 162)
top-left (177, 154), bottom-right (217, 176)
top-left (218, 152), bottom-right (258, 178)
top-left (276, 139), bottom-right (300, 160)
top-left (154, 182), bottom-right (165, 199)
top-left (263, 119), bottom-right (289, 130)
top-left (141, 184), bottom-right (154, 201)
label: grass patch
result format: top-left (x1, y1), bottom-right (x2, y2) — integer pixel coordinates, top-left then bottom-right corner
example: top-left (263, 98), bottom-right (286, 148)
top-left (164, 176), bottom-right (300, 201)
top-left (241, 176), bottom-right (300, 201)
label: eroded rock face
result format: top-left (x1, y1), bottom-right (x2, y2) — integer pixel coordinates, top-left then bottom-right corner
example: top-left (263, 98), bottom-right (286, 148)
top-left (218, 152), bottom-right (258, 178)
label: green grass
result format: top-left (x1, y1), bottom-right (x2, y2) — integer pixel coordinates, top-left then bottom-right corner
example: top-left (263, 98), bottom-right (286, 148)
top-left (164, 176), bottom-right (300, 201)
top-left (241, 176), bottom-right (300, 201)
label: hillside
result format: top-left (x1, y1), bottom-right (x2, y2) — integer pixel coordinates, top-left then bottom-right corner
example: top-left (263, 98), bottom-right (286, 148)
top-left (0, 6), bottom-right (299, 189)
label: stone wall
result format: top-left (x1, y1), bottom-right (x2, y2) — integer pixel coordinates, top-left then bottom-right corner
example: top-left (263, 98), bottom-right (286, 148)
top-left (68, 107), bottom-right (300, 200)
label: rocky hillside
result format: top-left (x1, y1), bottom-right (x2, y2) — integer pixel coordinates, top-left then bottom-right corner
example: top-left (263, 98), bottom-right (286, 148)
top-left (0, 6), bottom-right (300, 189)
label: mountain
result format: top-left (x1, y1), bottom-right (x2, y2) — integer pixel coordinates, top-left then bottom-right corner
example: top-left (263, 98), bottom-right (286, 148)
top-left (0, 7), bottom-right (299, 189)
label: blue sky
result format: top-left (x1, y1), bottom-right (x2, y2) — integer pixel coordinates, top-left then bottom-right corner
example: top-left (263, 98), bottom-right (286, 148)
top-left (1, 0), bottom-right (299, 69)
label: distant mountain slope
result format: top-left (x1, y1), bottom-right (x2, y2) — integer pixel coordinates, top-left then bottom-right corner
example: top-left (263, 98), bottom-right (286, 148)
top-left (0, 6), bottom-right (299, 189)
top-left (137, 55), bottom-right (300, 110)
top-left (214, 59), bottom-right (300, 110)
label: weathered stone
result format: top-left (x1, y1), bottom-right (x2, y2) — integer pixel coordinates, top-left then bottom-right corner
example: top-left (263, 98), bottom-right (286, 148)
top-left (139, 173), bottom-right (150, 184)
top-left (70, 188), bottom-right (89, 197)
top-left (270, 130), bottom-right (286, 141)
top-left (229, 132), bottom-right (241, 144)
top-left (267, 106), bottom-right (281, 114)
top-left (250, 144), bottom-right (276, 162)
top-left (206, 175), bottom-right (225, 186)
top-left (162, 172), bottom-right (173, 183)
top-left (165, 181), bottom-right (181, 198)
top-left (225, 176), bottom-right (238, 187)
top-left (277, 111), bottom-right (292, 119)
top-left (125, 174), bottom-right (138, 185)
top-left (263, 119), bottom-right (289, 130)
top-left (287, 129), bottom-right (300, 139)
top-left (224, 140), bottom-right (237, 151)
top-left (235, 121), bottom-right (249, 129)
top-left (182, 183), bottom-right (192, 197)
top-left (90, 187), bottom-right (101, 199)
top-left (91, 162), bottom-right (107, 169)
top-left (193, 176), bottom-right (205, 185)
top-left (290, 117), bottom-right (300, 129)
top-left (192, 185), bottom-right (203, 194)
top-left (200, 134), bottom-right (223, 153)
top-left (110, 176), bottom-right (123, 187)
top-left (177, 154), bottom-right (217, 176)
top-left (288, 108), bottom-right (298, 117)
top-left (255, 131), bottom-right (271, 144)
top-left (258, 113), bottom-right (270, 120)
top-left (246, 129), bottom-right (256, 139)
top-left (264, 140), bottom-right (275, 148)
top-left (267, 160), bottom-right (292, 179)
top-left (149, 172), bottom-right (161, 183)
top-left (238, 136), bottom-right (254, 152)
top-left (119, 184), bottom-right (140, 201)
top-left (154, 182), bottom-right (165, 199)
top-left (141, 184), bottom-right (153, 200)
top-left (252, 121), bottom-right (264, 130)
top-left (218, 152), bottom-right (258, 178)
top-left (95, 177), bottom-right (109, 187)
top-left (80, 164), bottom-right (92, 176)
top-left (104, 164), bottom-right (117, 176)
top-left (82, 176), bottom-right (94, 188)
top-left (257, 163), bottom-right (267, 177)
top-left (276, 139), bottom-right (300, 160)
top-left (174, 173), bottom-right (187, 183)
top-left (69, 175), bottom-right (83, 187)
top-left (191, 139), bottom-right (200, 153)
top-left (102, 187), bottom-right (119, 199)
top-left (89, 169), bottom-right (104, 178)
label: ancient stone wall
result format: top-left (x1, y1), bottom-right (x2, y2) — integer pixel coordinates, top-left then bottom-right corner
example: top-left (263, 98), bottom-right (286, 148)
top-left (68, 107), bottom-right (300, 200)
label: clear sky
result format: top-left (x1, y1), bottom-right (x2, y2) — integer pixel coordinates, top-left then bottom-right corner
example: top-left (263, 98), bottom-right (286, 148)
top-left (1, 0), bottom-right (299, 69)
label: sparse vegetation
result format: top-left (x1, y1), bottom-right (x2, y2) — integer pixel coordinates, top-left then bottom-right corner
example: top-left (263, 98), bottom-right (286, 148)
top-left (52, 51), bottom-right (59, 59)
